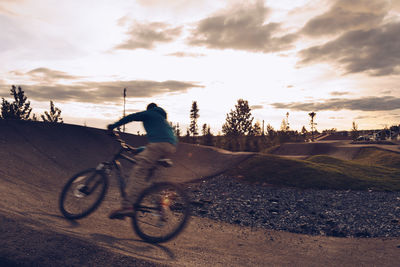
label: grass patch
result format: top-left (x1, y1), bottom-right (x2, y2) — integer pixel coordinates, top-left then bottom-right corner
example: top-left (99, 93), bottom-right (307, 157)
top-left (228, 151), bottom-right (400, 191)
top-left (352, 147), bottom-right (400, 169)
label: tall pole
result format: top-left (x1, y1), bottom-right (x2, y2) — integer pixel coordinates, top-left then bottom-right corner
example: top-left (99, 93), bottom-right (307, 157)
top-left (123, 88), bottom-right (126, 133)
top-left (262, 120), bottom-right (265, 136)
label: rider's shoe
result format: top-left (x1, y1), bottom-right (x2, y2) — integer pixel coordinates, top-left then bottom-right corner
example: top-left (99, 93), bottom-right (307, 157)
top-left (108, 207), bottom-right (135, 220)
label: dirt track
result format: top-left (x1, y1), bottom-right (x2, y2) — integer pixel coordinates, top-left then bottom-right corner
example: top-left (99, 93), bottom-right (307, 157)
top-left (270, 140), bottom-right (400, 160)
top-left (1, 120), bottom-right (399, 266)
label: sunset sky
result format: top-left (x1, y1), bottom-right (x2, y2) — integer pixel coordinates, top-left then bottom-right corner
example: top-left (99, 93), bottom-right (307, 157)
top-left (1, 0), bottom-right (400, 134)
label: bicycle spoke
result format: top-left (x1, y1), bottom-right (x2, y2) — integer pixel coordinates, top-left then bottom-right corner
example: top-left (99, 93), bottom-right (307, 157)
top-left (59, 169), bottom-right (107, 219)
top-left (133, 183), bottom-right (190, 243)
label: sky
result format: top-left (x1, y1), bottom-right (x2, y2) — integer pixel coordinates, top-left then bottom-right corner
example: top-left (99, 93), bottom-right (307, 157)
top-left (1, 0), bottom-right (400, 134)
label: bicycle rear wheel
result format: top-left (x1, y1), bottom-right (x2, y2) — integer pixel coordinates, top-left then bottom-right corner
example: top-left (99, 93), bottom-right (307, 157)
top-left (59, 168), bottom-right (108, 220)
top-left (132, 182), bottom-right (190, 243)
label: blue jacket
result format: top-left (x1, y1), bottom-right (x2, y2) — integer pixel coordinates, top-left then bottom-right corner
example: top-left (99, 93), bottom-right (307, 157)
top-left (110, 107), bottom-right (177, 145)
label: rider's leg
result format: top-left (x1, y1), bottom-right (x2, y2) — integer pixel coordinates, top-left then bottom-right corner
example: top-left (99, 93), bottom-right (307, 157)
top-left (124, 142), bottom-right (176, 206)
top-left (109, 142), bottom-right (176, 219)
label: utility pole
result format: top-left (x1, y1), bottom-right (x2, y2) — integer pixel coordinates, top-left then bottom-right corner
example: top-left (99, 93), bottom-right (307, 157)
top-left (262, 120), bottom-right (265, 136)
top-left (123, 88), bottom-right (126, 132)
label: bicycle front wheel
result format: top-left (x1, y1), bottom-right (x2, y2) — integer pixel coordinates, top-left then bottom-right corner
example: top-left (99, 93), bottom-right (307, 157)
top-left (132, 182), bottom-right (190, 243)
top-left (59, 168), bottom-right (108, 220)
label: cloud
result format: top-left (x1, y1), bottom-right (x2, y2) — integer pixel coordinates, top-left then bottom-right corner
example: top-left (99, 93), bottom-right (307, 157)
top-left (0, 1), bottom-right (24, 16)
top-left (165, 51), bottom-right (206, 57)
top-left (187, 1), bottom-right (298, 53)
top-left (298, 22), bottom-right (400, 76)
top-left (330, 91), bottom-right (350, 96)
top-left (115, 21), bottom-right (182, 50)
top-left (390, 0), bottom-right (400, 13)
top-left (301, 0), bottom-right (389, 36)
top-left (1, 68), bottom-right (203, 103)
top-left (135, 0), bottom-right (204, 11)
top-left (19, 80), bottom-right (203, 103)
top-left (271, 96), bottom-right (400, 112)
top-left (22, 68), bottom-right (83, 83)
top-left (354, 115), bottom-right (375, 120)
top-left (250, 105), bottom-right (263, 110)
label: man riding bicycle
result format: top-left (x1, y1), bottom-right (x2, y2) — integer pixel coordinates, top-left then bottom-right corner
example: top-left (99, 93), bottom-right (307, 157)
top-left (107, 103), bottom-right (177, 219)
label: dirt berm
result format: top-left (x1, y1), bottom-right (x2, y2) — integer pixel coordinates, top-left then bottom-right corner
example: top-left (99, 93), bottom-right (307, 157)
top-left (0, 120), bottom-right (399, 266)
top-left (270, 140), bottom-right (400, 160)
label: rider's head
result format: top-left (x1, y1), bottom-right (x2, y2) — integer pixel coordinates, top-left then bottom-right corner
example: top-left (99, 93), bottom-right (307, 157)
top-left (147, 102), bottom-right (167, 119)
top-left (146, 103), bottom-right (158, 110)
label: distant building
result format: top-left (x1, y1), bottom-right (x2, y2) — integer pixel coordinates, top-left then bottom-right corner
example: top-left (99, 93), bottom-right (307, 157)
top-left (319, 127), bottom-right (400, 142)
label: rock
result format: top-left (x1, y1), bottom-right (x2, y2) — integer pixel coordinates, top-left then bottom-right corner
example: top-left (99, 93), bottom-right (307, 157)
top-left (185, 174), bottom-right (400, 238)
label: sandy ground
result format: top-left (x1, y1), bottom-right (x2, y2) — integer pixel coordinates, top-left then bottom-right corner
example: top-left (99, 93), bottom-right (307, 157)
top-left (1, 120), bottom-right (399, 266)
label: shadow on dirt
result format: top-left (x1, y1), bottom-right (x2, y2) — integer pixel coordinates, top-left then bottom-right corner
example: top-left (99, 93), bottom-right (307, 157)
top-left (90, 233), bottom-right (175, 261)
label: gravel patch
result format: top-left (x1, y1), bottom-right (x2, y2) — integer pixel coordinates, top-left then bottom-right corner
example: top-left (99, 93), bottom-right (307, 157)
top-left (185, 175), bottom-right (400, 238)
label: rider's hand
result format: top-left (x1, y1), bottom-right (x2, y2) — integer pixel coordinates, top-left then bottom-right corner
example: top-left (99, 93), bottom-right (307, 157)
top-left (107, 124), bottom-right (114, 131)
top-left (106, 124), bottom-right (115, 136)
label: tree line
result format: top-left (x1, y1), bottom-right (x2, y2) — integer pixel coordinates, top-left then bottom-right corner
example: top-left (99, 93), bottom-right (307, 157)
top-left (1, 85), bottom-right (63, 123)
top-left (4, 85), bottom-right (397, 152)
top-left (178, 100), bottom-right (400, 151)
top-left (0, 85), bottom-right (317, 148)
top-left (170, 99), bottom-right (321, 152)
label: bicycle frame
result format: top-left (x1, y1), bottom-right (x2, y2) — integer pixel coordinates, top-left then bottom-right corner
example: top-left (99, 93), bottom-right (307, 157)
top-left (87, 131), bottom-right (170, 202)
top-left (108, 144), bottom-right (138, 199)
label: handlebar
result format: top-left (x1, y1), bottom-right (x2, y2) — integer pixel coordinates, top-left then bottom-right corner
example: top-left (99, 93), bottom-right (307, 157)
top-left (108, 130), bottom-right (137, 152)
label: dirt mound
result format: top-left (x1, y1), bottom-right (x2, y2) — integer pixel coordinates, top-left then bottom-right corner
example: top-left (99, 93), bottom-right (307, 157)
top-left (0, 120), bottom-right (146, 189)
top-left (270, 141), bottom-right (362, 160)
top-left (0, 120), bottom-right (252, 185)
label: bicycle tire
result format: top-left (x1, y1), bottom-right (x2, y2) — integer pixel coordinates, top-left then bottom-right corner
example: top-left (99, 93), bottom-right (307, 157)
top-left (59, 168), bottom-right (108, 220)
top-left (132, 182), bottom-right (190, 243)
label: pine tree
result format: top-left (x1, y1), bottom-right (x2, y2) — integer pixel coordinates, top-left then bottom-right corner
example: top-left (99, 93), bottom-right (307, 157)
top-left (202, 124), bottom-right (213, 146)
top-left (280, 112), bottom-right (290, 132)
top-left (201, 123), bottom-right (207, 136)
top-left (351, 121), bottom-right (359, 141)
top-left (172, 122), bottom-right (181, 137)
top-left (222, 99), bottom-right (254, 136)
top-left (308, 112), bottom-right (317, 141)
top-left (301, 126), bottom-right (308, 139)
top-left (1, 85), bottom-right (32, 120)
top-left (249, 121), bottom-right (262, 136)
top-left (189, 101), bottom-right (199, 140)
top-left (41, 100), bottom-right (63, 123)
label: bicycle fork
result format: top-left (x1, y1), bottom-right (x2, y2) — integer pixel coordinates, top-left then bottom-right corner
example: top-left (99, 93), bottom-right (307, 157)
top-left (74, 163), bottom-right (109, 198)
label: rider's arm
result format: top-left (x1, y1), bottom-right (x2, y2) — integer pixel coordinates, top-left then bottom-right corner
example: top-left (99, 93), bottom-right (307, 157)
top-left (108, 110), bottom-right (149, 130)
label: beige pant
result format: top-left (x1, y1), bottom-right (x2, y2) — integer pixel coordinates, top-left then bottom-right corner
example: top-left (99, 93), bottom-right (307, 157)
top-left (122, 142), bottom-right (176, 207)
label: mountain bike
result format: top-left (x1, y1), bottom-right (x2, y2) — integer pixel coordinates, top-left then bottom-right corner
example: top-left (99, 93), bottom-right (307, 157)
top-left (59, 131), bottom-right (190, 243)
